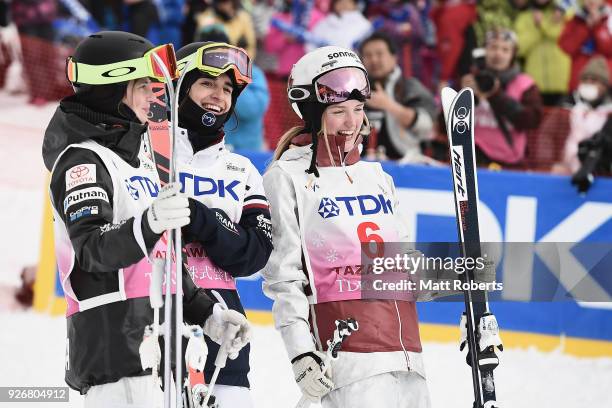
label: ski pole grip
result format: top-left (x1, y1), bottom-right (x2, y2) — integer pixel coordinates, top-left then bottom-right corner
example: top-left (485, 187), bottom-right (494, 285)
top-left (214, 323), bottom-right (240, 368)
top-left (150, 258), bottom-right (164, 309)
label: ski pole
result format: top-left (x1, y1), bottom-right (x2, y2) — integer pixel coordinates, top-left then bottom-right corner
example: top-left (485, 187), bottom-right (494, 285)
top-left (170, 57), bottom-right (195, 408)
top-left (295, 318), bottom-right (359, 408)
top-left (138, 258), bottom-right (165, 407)
top-left (150, 51), bottom-right (180, 408)
top-left (201, 322), bottom-right (240, 407)
top-left (150, 258), bottom-right (165, 383)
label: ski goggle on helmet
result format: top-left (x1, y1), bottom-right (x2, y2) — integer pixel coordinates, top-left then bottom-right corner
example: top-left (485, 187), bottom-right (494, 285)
top-left (177, 43), bottom-right (252, 86)
top-left (66, 43), bottom-right (179, 85)
top-left (288, 46), bottom-right (370, 117)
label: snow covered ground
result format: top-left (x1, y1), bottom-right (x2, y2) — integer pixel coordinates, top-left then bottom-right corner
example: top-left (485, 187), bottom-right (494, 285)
top-left (1, 92), bottom-right (611, 407)
top-left (1, 310), bottom-right (612, 408)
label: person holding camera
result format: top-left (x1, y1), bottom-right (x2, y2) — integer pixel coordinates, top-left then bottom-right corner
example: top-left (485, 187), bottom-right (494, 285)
top-left (460, 28), bottom-right (543, 167)
top-left (570, 114), bottom-right (612, 193)
top-left (552, 56), bottom-right (612, 180)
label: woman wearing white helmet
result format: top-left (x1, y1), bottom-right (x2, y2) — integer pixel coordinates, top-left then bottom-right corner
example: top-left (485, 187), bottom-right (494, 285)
top-left (261, 46), bottom-right (432, 407)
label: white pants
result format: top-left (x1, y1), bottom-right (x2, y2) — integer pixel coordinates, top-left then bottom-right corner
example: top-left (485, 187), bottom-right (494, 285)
top-left (213, 385), bottom-right (253, 408)
top-left (322, 371), bottom-right (431, 408)
top-left (85, 375), bottom-right (165, 408)
top-left (84, 376), bottom-right (252, 408)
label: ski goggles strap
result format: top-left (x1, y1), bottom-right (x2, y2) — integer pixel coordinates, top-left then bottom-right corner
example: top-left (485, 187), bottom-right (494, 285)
top-left (66, 43), bottom-right (179, 85)
top-left (177, 43), bottom-right (252, 85)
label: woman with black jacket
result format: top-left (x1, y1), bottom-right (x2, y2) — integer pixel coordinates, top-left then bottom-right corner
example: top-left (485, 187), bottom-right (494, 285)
top-left (42, 31), bottom-right (251, 407)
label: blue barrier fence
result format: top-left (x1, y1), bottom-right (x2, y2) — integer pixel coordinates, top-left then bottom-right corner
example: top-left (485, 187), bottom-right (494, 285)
top-left (236, 152), bottom-right (612, 342)
top-left (51, 151), bottom-right (612, 341)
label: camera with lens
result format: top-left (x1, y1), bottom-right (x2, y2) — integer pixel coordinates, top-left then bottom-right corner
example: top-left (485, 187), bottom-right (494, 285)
top-left (572, 117), bottom-right (612, 193)
top-left (474, 70), bottom-right (498, 93)
top-left (471, 49), bottom-right (498, 94)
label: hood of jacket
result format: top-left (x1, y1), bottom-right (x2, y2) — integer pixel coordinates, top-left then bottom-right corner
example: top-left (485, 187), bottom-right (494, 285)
top-left (42, 96), bottom-right (148, 171)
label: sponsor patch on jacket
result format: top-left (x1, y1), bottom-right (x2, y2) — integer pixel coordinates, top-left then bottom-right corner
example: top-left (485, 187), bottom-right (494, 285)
top-left (215, 211), bottom-right (239, 235)
top-left (63, 187), bottom-right (109, 212)
top-left (69, 205), bottom-right (99, 222)
top-left (65, 164), bottom-right (96, 191)
top-left (99, 220), bottom-right (127, 235)
top-left (256, 213), bottom-right (272, 241)
top-left (226, 163), bottom-right (245, 173)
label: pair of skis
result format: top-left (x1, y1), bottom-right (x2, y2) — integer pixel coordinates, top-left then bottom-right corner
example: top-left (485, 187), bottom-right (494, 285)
top-left (139, 53), bottom-right (219, 408)
top-left (441, 88), bottom-right (504, 408)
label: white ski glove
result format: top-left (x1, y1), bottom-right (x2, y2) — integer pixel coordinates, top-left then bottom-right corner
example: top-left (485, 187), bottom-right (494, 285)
top-left (291, 351), bottom-right (334, 402)
top-left (146, 182), bottom-right (190, 234)
top-left (139, 325), bottom-right (161, 371)
top-left (203, 303), bottom-right (252, 359)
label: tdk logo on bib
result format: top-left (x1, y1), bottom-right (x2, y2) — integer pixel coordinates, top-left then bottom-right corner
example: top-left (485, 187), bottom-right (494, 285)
top-left (179, 173), bottom-right (240, 201)
top-left (318, 198), bottom-right (340, 218)
top-left (318, 195), bottom-right (393, 219)
top-left (125, 176), bottom-right (159, 200)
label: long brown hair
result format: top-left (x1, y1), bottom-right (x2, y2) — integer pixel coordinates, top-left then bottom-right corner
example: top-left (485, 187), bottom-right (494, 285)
top-left (272, 126), bottom-right (306, 162)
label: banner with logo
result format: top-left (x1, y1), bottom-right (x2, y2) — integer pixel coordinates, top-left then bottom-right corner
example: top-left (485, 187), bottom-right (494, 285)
top-left (38, 152), bottom-right (612, 347)
top-left (236, 153), bottom-right (612, 345)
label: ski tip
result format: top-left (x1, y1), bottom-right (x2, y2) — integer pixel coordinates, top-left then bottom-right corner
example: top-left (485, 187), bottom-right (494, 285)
top-left (440, 87), bottom-right (458, 123)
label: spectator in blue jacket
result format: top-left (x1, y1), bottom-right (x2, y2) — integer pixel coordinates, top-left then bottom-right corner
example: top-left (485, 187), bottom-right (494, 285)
top-left (225, 64), bottom-right (270, 151)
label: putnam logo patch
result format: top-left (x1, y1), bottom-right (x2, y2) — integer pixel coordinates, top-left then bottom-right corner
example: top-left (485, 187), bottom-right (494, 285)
top-left (63, 187), bottom-right (109, 212)
top-left (65, 164), bottom-right (96, 191)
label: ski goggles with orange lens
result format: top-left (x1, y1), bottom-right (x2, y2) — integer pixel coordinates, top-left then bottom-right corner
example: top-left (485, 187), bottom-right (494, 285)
top-left (289, 67), bottom-right (370, 104)
top-left (177, 43), bottom-right (252, 85)
top-left (66, 43), bottom-right (179, 85)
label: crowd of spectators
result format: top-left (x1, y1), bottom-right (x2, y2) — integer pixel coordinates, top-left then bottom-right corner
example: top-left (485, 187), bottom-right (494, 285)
top-left (1, 0), bottom-right (611, 180)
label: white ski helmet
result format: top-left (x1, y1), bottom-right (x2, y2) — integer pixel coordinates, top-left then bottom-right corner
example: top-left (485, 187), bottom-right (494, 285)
top-left (288, 46), bottom-right (370, 120)
top-left (287, 46), bottom-right (371, 176)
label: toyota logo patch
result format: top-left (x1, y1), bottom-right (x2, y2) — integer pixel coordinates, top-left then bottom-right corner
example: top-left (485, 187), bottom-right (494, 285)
top-left (70, 165), bottom-right (90, 179)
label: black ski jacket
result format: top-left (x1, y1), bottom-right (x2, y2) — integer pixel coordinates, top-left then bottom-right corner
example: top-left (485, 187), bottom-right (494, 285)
top-left (43, 97), bottom-right (216, 394)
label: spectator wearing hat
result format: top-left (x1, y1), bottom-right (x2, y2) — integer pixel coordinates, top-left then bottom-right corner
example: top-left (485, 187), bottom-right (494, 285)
top-left (558, 0), bottom-right (612, 90)
top-left (553, 56), bottom-right (612, 174)
top-left (461, 28), bottom-right (543, 167)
